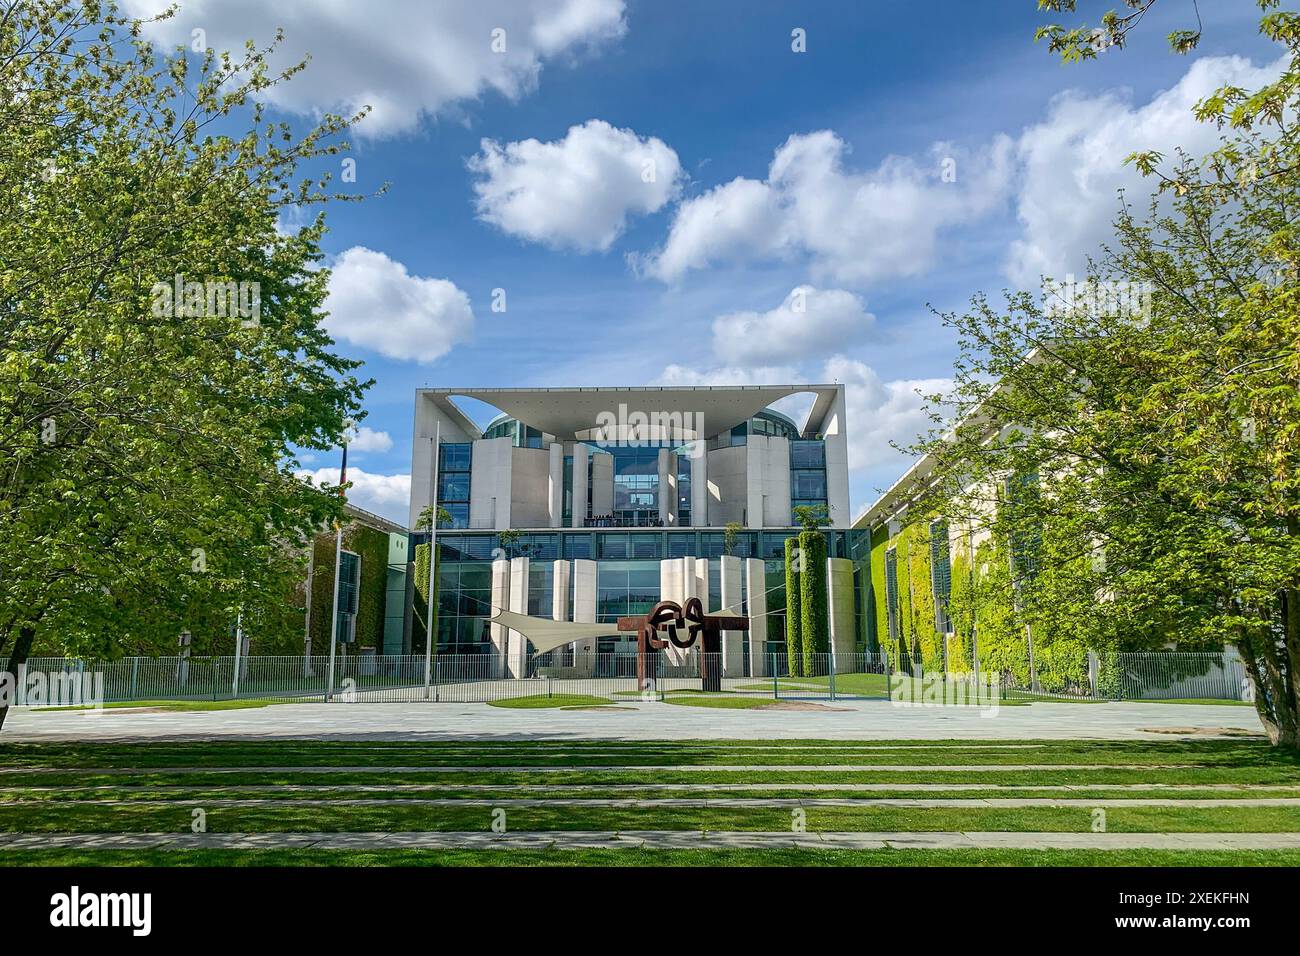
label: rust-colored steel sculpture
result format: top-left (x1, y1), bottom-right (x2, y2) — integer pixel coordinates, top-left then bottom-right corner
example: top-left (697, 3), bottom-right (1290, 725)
top-left (618, 598), bottom-right (749, 693)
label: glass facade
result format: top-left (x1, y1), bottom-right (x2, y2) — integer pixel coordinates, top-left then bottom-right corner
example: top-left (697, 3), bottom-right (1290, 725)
top-left (414, 527), bottom-right (872, 659)
top-left (790, 439), bottom-right (828, 514)
top-left (437, 442), bottom-right (472, 529)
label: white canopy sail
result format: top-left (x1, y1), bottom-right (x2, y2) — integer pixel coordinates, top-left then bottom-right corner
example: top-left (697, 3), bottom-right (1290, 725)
top-left (487, 610), bottom-right (632, 657)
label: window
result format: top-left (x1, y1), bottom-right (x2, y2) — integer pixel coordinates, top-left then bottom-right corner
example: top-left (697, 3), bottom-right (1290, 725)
top-left (929, 520), bottom-right (953, 634)
top-left (884, 547), bottom-right (900, 643)
top-left (436, 442), bottom-right (472, 529)
top-left (791, 470), bottom-right (827, 500)
top-left (789, 440), bottom-right (827, 518)
top-left (336, 550), bottom-right (360, 644)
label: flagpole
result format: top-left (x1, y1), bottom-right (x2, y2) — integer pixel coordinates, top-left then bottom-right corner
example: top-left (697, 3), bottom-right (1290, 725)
top-left (325, 427), bottom-right (351, 703)
top-left (423, 422), bottom-right (440, 700)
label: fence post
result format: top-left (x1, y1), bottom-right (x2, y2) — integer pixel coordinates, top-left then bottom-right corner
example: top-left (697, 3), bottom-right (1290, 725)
top-left (129, 657), bottom-right (139, 700)
top-left (771, 653), bottom-right (778, 699)
top-left (828, 656), bottom-right (836, 701)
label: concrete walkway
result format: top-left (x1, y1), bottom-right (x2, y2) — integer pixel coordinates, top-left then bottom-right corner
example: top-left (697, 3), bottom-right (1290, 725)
top-left (0, 698), bottom-right (1264, 742)
top-left (0, 762), bottom-right (1200, 774)
top-left (7, 797), bottom-right (1296, 808)
top-left (2, 830), bottom-right (1297, 851)
top-left (8, 781), bottom-right (1298, 794)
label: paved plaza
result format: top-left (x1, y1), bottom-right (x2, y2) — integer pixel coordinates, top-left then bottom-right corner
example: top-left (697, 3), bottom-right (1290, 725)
top-left (1, 697), bottom-right (1265, 743)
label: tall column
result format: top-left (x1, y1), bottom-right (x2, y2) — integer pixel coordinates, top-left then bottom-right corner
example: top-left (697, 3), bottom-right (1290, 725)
top-left (488, 558), bottom-right (510, 676)
top-left (655, 452), bottom-right (676, 528)
top-left (507, 556), bottom-right (530, 678)
top-left (552, 559), bottom-right (571, 666)
top-left (690, 447), bottom-right (708, 528)
top-left (719, 554), bottom-right (743, 677)
top-left (827, 557), bottom-right (855, 673)
top-left (571, 444), bottom-right (589, 528)
top-left (660, 558), bottom-right (686, 664)
top-left (548, 442), bottom-right (564, 528)
top-left (745, 557), bottom-right (768, 677)
top-left (572, 558), bottom-right (598, 676)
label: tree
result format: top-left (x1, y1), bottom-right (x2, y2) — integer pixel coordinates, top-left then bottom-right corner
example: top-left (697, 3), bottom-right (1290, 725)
top-left (792, 504), bottom-right (831, 531)
top-left (0, 2), bottom-right (370, 729)
top-left (722, 521), bottom-right (742, 557)
top-left (416, 505), bottom-right (454, 531)
top-left (911, 10), bottom-right (1300, 744)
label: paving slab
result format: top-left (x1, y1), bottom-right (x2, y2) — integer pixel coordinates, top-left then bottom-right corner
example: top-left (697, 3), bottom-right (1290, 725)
top-left (3, 830), bottom-right (1298, 851)
top-left (0, 698), bottom-right (1265, 742)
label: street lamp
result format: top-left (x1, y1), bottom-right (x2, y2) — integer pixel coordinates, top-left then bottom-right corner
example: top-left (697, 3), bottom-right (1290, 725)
top-left (325, 420), bottom-right (354, 703)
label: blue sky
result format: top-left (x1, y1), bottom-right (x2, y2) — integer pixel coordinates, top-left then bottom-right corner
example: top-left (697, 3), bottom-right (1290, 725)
top-left (128, 1), bottom-right (1279, 523)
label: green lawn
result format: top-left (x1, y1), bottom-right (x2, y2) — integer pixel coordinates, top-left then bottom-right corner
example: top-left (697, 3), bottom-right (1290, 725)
top-left (2, 737), bottom-right (1294, 865)
top-left (3, 847), bottom-right (1299, 867)
top-left (486, 694), bottom-right (614, 709)
top-left (661, 693), bottom-right (774, 709)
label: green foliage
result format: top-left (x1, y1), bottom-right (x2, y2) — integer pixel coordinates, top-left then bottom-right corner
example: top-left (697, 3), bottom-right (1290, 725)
top-left (792, 504), bottom-right (831, 531)
top-left (0, 3), bottom-right (370, 690)
top-left (798, 530), bottom-right (828, 675)
top-left (784, 537), bottom-right (802, 677)
top-left (911, 4), bottom-right (1300, 743)
top-left (415, 505), bottom-right (453, 531)
top-left (497, 529), bottom-right (522, 558)
top-left (723, 522), bottom-right (742, 556)
top-left (411, 542), bottom-right (441, 655)
top-left (305, 523), bottom-right (390, 654)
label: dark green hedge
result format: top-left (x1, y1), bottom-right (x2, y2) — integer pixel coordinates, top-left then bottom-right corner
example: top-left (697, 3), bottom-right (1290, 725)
top-left (784, 537), bottom-right (802, 677)
top-left (798, 529), bottom-right (828, 675)
top-left (411, 541), bottom-right (441, 655)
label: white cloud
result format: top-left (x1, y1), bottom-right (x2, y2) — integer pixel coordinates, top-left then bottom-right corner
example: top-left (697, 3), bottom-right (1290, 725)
top-left (122, 0), bottom-right (627, 137)
top-left (653, 363), bottom-right (802, 388)
top-left (469, 119), bottom-right (682, 251)
top-left (345, 426), bottom-right (394, 454)
top-left (1008, 54), bottom-right (1285, 287)
top-left (297, 467), bottom-right (411, 524)
top-left (325, 247), bottom-right (474, 364)
top-left (823, 356), bottom-right (951, 474)
top-left (644, 130), bottom-right (1013, 283)
top-left (711, 286), bottom-right (874, 366)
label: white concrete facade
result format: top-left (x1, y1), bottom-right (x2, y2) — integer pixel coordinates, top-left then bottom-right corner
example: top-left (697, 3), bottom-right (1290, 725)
top-left (409, 384), bottom-right (852, 532)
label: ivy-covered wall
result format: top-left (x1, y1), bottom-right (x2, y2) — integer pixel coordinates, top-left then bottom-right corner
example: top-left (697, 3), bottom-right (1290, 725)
top-left (868, 511), bottom-right (1094, 692)
top-left (410, 541), bottom-right (440, 654)
top-left (305, 521), bottom-right (390, 654)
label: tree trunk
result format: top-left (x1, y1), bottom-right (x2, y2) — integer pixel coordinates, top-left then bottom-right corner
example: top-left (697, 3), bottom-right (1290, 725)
top-left (0, 625), bottom-right (36, 734)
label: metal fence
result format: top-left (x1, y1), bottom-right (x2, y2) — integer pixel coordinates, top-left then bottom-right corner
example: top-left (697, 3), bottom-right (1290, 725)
top-left (1115, 651), bottom-right (1248, 701)
top-left (0, 648), bottom-right (1251, 705)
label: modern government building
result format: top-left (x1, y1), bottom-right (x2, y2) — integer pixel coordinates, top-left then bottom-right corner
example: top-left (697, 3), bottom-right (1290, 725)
top-left (398, 385), bottom-right (873, 677)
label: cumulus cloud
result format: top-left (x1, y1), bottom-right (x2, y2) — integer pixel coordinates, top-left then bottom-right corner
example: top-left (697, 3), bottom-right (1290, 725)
top-left (823, 356), bottom-right (951, 474)
top-left (653, 363), bottom-right (802, 388)
top-left (643, 130), bottom-right (1013, 283)
top-left (1008, 54), bottom-right (1285, 287)
top-left (297, 467), bottom-right (411, 523)
top-left (345, 426), bottom-right (394, 454)
top-left (325, 247), bottom-right (474, 364)
top-left (711, 286), bottom-right (874, 366)
top-left (469, 119), bottom-right (683, 251)
top-left (122, 0), bottom-right (627, 137)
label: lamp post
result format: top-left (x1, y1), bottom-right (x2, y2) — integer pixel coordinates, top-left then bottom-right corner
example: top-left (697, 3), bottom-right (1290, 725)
top-left (423, 422), bottom-right (440, 699)
top-left (325, 422), bottom-right (353, 703)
